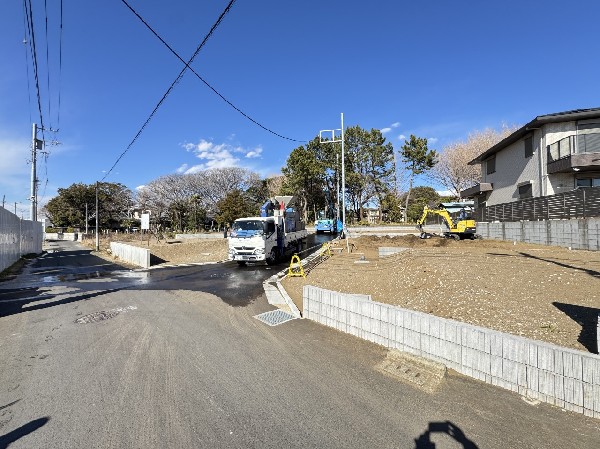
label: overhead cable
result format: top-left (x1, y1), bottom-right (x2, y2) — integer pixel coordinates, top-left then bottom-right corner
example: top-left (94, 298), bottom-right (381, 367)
top-left (102, 0), bottom-right (237, 181)
top-left (24, 0), bottom-right (46, 133)
top-left (44, 0), bottom-right (52, 127)
top-left (121, 0), bottom-right (306, 144)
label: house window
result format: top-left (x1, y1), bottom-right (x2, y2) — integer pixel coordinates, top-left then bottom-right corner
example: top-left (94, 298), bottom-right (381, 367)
top-left (576, 177), bottom-right (600, 188)
top-left (524, 136), bottom-right (533, 158)
top-left (486, 155), bottom-right (496, 175)
top-left (518, 183), bottom-right (532, 199)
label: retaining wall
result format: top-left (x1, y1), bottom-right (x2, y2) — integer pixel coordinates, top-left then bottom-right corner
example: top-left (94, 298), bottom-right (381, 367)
top-left (110, 242), bottom-right (150, 268)
top-left (0, 206), bottom-right (43, 272)
top-left (477, 218), bottom-right (600, 250)
top-left (303, 285), bottom-right (600, 418)
top-left (44, 232), bottom-right (79, 241)
top-left (174, 233), bottom-right (224, 240)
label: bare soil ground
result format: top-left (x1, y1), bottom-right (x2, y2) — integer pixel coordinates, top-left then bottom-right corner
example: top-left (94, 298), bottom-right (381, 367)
top-left (282, 236), bottom-right (600, 353)
top-left (80, 234), bottom-right (228, 265)
top-left (80, 233), bottom-right (600, 353)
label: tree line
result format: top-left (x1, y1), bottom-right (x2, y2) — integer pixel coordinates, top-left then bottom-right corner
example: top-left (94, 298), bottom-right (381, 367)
top-left (44, 124), bottom-right (515, 231)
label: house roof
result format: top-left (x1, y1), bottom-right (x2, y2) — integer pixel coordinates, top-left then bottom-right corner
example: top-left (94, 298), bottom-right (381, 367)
top-left (468, 107), bottom-right (600, 165)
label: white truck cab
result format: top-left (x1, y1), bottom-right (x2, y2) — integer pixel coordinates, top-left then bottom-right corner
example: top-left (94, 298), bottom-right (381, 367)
top-left (228, 196), bottom-right (307, 266)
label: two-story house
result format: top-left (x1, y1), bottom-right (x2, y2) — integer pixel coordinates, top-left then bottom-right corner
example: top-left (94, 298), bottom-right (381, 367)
top-left (461, 108), bottom-right (600, 207)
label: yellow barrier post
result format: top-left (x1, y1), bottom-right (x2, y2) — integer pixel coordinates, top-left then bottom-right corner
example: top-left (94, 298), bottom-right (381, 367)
top-left (321, 242), bottom-right (332, 257)
top-left (288, 254), bottom-right (306, 278)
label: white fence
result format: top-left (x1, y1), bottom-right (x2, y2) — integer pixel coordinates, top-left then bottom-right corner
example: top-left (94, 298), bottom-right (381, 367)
top-left (110, 242), bottom-right (150, 268)
top-left (0, 206), bottom-right (43, 272)
top-left (303, 285), bottom-right (600, 419)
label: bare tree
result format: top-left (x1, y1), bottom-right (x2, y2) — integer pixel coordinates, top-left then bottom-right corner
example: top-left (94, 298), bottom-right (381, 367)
top-left (430, 125), bottom-right (518, 198)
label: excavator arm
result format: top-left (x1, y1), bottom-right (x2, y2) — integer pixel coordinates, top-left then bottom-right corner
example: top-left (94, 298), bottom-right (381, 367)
top-left (416, 206), bottom-right (455, 230)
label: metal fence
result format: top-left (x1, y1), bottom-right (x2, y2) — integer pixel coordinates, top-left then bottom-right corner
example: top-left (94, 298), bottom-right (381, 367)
top-left (475, 187), bottom-right (600, 222)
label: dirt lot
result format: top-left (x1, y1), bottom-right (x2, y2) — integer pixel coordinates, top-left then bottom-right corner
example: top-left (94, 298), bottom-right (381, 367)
top-left (81, 233), bottom-right (600, 353)
top-left (282, 236), bottom-right (600, 353)
top-left (80, 234), bottom-right (228, 265)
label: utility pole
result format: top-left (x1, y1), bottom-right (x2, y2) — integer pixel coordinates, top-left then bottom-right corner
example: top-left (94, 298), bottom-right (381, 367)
top-left (85, 203), bottom-right (89, 234)
top-left (30, 123), bottom-right (38, 221)
top-left (320, 113), bottom-right (348, 251)
top-left (95, 182), bottom-right (100, 251)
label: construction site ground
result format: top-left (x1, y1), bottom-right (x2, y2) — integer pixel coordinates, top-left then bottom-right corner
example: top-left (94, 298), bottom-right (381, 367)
top-left (81, 233), bottom-right (599, 353)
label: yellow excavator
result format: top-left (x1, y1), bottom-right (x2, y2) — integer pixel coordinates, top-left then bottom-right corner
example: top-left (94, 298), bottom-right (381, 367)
top-left (416, 205), bottom-right (477, 240)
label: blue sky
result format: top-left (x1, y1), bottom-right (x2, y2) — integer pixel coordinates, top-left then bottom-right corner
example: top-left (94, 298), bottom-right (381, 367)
top-left (2, 1), bottom-right (600, 219)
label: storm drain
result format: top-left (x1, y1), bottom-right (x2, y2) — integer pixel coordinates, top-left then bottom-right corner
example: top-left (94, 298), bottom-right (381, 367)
top-left (254, 310), bottom-right (297, 326)
top-left (75, 306), bottom-right (137, 324)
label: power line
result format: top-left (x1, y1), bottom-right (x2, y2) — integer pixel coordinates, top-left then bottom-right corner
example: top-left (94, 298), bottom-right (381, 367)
top-left (21, 0), bottom-right (32, 124)
top-left (57, 0), bottom-right (63, 130)
top-left (102, 0), bottom-right (237, 181)
top-left (44, 0), bottom-right (52, 128)
top-left (121, 0), bottom-right (306, 144)
top-left (24, 0), bottom-right (46, 135)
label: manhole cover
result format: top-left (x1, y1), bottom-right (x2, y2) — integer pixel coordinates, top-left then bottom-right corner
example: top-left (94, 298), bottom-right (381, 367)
top-left (254, 310), bottom-right (297, 326)
top-left (75, 306), bottom-right (137, 324)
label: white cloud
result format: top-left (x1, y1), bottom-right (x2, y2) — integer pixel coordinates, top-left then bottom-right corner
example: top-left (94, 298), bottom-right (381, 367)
top-left (428, 137), bottom-right (439, 145)
top-left (0, 137), bottom-right (30, 177)
top-left (436, 189), bottom-right (453, 197)
top-left (381, 122), bottom-right (400, 134)
top-left (398, 134), bottom-right (406, 141)
top-left (135, 185), bottom-right (146, 191)
top-left (180, 139), bottom-right (263, 173)
top-left (245, 147), bottom-right (263, 158)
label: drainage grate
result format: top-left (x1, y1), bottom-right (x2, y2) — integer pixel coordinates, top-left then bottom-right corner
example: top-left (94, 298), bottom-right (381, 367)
top-left (254, 310), bottom-right (297, 326)
top-left (75, 306), bottom-right (137, 324)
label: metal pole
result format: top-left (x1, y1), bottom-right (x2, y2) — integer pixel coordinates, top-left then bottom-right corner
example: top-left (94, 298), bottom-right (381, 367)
top-left (85, 203), bottom-right (89, 234)
top-left (95, 182), bottom-right (100, 251)
top-left (341, 112), bottom-right (349, 252)
top-left (30, 123), bottom-right (37, 221)
top-left (336, 154), bottom-right (340, 223)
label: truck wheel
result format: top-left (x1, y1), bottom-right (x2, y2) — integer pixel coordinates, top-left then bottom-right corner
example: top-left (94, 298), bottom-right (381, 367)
top-left (236, 261), bottom-right (247, 266)
top-left (266, 249), bottom-right (278, 265)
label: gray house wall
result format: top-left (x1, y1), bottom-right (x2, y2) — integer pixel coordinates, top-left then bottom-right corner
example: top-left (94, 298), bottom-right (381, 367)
top-left (481, 121), bottom-right (587, 207)
top-left (483, 129), bottom-right (541, 206)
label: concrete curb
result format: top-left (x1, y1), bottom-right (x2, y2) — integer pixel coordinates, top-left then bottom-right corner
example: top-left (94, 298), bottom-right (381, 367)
top-left (262, 242), bottom-right (330, 318)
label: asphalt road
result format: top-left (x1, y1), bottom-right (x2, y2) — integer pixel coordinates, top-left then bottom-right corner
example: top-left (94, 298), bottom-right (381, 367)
top-left (0, 241), bottom-right (599, 448)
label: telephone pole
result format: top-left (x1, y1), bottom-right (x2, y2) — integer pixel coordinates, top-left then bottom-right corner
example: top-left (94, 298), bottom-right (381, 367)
top-left (30, 123), bottom-right (39, 221)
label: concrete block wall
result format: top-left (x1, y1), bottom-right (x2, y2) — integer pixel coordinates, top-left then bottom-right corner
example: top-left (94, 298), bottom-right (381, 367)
top-left (303, 285), bottom-right (600, 418)
top-left (478, 218), bottom-right (600, 251)
top-left (0, 206), bottom-right (43, 272)
top-left (110, 242), bottom-right (150, 268)
top-left (44, 232), bottom-right (79, 241)
top-left (174, 233), bottom-right (224, 240)
top-left (378, 247), bottom-right (409, 257)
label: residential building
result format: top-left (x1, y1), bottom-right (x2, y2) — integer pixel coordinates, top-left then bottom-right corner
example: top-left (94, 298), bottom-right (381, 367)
top-left (461, 108), bottom-right (600, 207)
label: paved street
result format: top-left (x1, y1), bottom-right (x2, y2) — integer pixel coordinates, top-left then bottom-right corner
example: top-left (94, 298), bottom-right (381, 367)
top-left (0, 241), bottom-right (599, 448)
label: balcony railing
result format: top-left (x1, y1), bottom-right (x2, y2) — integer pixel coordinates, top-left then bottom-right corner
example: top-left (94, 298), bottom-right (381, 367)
top-left (547, 132), bottom-right (600, 163)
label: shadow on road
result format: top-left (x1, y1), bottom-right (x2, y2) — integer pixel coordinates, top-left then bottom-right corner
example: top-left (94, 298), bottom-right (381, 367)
top-left (0, 417), bottom-right (49, 449)
top-left (0, 288), bottom-right (124, 319)
top-left (552, 302), bottom-right (599, 353)
top-left (414, 421), bottom-right (479, 448)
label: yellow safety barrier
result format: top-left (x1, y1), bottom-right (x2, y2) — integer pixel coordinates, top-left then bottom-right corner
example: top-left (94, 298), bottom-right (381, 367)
top-left (287, 254), bottom-right (306, 278)
top-left (321, 242), bottom-right (332, 257)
